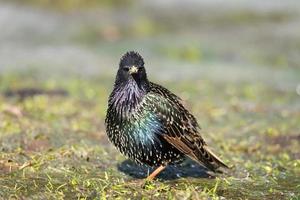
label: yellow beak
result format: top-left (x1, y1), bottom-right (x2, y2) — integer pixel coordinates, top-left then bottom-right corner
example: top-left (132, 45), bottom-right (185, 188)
top-left (129, 66), bottom-right (138, 74)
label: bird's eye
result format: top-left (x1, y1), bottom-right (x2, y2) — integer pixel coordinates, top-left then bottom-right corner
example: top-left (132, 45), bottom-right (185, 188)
top-left (123, 67), bottom-right (129, 71)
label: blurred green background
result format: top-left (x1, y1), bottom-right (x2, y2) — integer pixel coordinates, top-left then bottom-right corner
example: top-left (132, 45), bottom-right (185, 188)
top-left (0, 0), bottom-right (299, 199)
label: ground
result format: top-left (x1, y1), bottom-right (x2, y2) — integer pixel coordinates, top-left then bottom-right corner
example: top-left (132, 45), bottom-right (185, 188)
top-left (0, 74), bottom-right (299, 199)
top-left (0, 1), bottom-right (300, 199)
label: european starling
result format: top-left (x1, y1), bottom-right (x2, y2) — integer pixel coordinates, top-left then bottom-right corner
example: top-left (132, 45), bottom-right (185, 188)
top-left (105, 51), bottom-right (228, 180)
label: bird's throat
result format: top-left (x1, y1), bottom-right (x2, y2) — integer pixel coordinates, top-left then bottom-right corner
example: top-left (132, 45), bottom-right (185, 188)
top-left (111, 79), bottom-right (146, 118)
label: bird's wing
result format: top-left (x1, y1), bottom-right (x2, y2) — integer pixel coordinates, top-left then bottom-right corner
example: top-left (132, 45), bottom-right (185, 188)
top-left (150, 82), bottom-right (201, 130)
top-left (145, 84), bottom-right (228, 171)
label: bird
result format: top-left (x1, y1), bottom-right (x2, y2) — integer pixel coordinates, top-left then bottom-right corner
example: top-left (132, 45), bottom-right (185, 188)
top-left (105, 51), bottom-right (228, 181)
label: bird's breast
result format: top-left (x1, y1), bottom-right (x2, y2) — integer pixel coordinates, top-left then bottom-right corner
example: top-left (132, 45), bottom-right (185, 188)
top-left (106, 102), bottom-right (162, 147)
top-left (105, 95), bottom-right (184, 166)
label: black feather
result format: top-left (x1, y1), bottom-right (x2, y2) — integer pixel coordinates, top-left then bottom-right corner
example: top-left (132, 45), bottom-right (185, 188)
top-left (105, 51), bottom-right (228, 171)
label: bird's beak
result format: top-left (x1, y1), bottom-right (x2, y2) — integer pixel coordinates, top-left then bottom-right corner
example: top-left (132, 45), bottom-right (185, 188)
top-left (129, 66), bottom-right (138, 74)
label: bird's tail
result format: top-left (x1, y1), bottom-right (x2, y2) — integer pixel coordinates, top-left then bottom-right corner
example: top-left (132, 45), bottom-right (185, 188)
top-left (195, 145), bottom-right (228, 172)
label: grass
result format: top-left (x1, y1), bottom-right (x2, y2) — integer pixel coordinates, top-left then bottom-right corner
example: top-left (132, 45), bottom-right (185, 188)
top-left (0, 73), bottom-right (299, 199)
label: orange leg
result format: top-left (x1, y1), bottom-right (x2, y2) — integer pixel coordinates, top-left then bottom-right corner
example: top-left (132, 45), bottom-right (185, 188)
top-left (146, 165), bottom-right (167, 181)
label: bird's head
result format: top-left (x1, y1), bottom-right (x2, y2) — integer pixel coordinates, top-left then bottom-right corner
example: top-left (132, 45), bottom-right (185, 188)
top-left (116, 51), bottom-right (149, 89)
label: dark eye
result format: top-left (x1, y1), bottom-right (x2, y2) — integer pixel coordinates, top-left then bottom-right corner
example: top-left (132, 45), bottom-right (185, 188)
top-left (123, 66), bottom-right (129, 71)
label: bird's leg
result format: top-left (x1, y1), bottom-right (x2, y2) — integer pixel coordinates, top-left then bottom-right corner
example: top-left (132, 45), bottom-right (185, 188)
top-left (146, 165), bottom-right (167, 181)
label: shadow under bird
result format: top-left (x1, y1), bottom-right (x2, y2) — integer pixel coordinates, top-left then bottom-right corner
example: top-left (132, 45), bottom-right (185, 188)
top-left (105, 51), bottom-right (228, 180)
